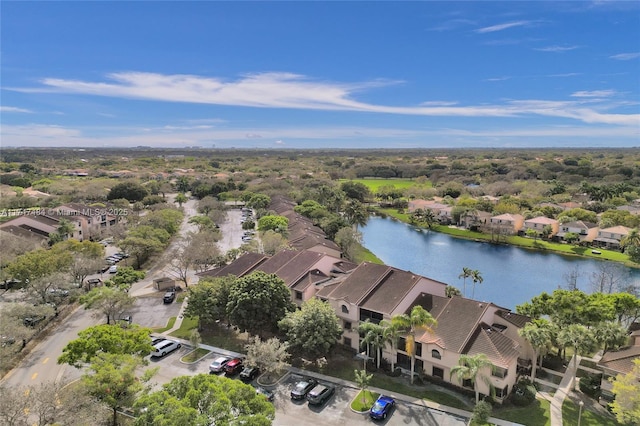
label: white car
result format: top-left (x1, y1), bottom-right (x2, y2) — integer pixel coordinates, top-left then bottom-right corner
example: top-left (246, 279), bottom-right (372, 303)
top-left (108, 265), bottom-right (118, 274)
top-left (209, 356), bottom-right (232, 373)
top-left (151, 339), bottom-right (181, 357)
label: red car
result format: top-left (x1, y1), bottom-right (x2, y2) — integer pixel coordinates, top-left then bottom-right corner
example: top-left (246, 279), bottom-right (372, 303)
top-left (224, 358), bottom-right (244, 375)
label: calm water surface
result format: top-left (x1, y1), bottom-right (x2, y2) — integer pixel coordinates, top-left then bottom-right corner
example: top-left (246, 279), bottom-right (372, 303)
top-left (361, 216), bottom-right (640, 310)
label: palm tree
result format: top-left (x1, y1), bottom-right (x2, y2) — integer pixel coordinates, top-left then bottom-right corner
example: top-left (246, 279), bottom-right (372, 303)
top-left (358, 321), bottom-right (386, 369)
top-left (450, 353), bottom-right (494, 403)
top-left (470, 269), bottom-right (483, 299)
top-left (344, 199), bottom-right (368, 231)
top-left (458, 267), bottom-right (473, 298)
top-left (354, 369), bottom-right (373, 406)
top-left (621, 228), bottom-right (640, 251)
top-left (557, 324), bottom-right (597, 381)
top-left (518, 319), bottom-right (552, 381)
top-left (391, 305), bottom-right (437, 384)
top-left (380, 319), bottom-right (402, 372)
top-left (423, 209), bottom-right (436, 229)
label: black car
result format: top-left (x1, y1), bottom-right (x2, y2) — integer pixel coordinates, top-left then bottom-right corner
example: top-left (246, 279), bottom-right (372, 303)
top-left (255, 386), bottom-right (274, 402)
top-left (163, 290), bottom-right (176, 304)
top-left (239, 366), bottom-right (260, 382)
top-left (306, 384), bottom-right (335, 405)
top-left (290, 378), bottom-right (318, 400)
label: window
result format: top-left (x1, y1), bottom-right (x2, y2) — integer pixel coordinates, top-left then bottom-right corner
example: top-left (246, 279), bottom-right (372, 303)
top-left (495, 385), bottom-right (508, 399)
top-left (344, 337), bottom-right (352, 347)
top-left (398, 337), bottom-right (406, 352)
top-left (295, 291), bottom-right (303, 300)
top-left (492, 366), bottom-right (507, 379)
top-left (462, 379), bottom-right (473, 389)
top-left (431, 349), bottom-right (441, 360)
top-left (344, 321), bottom-right (352, 330)
top-left (341, 305), bottom-right (349, 314)
top-left (359, 308), bottom-right (383, 324)
top-left (415, 343), bottom-right (422, 357)
top-left (432, 366), bottom-right (444, 379)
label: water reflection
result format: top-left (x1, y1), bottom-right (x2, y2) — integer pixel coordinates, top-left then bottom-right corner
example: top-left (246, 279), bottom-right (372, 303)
top-left (361, 216), bottom-right (640, 309)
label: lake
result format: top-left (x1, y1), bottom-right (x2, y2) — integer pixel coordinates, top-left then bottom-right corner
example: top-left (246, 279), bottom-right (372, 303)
top-left (360, 216), bottom-right (640, 310)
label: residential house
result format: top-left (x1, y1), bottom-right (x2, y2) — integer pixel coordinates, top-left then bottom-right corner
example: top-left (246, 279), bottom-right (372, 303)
top-left (489, 214), bottom-right (524, 235)
top-left (55, 203), bottom-right (120, 240)
top-left (459, 211), bottom-right (492, 231)
top-left (597, 330), bottom-right (640, 405)
top-left (407, 200), bottom-right (453, 224)
top-left (617, 205), bottom-right (640, 216)
top-left (0, 212), bottom-right (84, 241)
top-left (556, 221), bottom-right (599, 243)
top-left (593, 226), bottom-right (631, 250)
top-left (522, 216), bottom-right (559, 237)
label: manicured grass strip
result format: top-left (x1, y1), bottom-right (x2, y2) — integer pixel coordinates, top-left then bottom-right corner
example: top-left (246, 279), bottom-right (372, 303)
top-left (169, 316), bottom-right (199, 339)
top-left (351, 390), bottom-right (379, 412)
top-left (181, 347), bottom-right (211, 363)
top-left (562, 399), bottom-right (621, 426)
top-left (492, 398), bottom-right (551, 426)
top-left (153, 316), bottom-right (176, 333)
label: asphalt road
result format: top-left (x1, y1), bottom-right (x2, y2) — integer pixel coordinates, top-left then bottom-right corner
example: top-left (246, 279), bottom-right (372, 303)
top-left (1, 306), bottom-right (100, 388)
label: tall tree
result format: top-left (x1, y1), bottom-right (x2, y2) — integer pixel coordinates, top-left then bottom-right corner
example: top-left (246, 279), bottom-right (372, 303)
top-left (184, 276), bottom-right (233, 329)
top-left (458, 267), bottom-right (473, 298)
top-left (354, 369), bottom-right (374, 406)
top-left (557, 324), bottom-right (597, 378)
top-left (278, 298), bottom-right (342, 356)
top-left (392, 305), bottom-right (437, 384)
top-left (518, 319), bottom-right (553, 381)
top-left (58, 324), bottom-right (154, 368)
top-left (79, 286), bottom-right (134, 325)
top-left (358, 321), bottom-right (386, 369)
top-left (245, 336), bottom-right (291, 380)
top-left (344, 199), bottom-right (368, 230)
top-left (227, 271), bottom-right (295, 335)
top-left (82, 353), bottom-right (155, 426)
top-left (450, 353), bottom-right (494, 403)
top-left (380, 319), bottom-right (402, 372)
top-left (133, 374), bottom-right (275, 426)
top-left (471, 269), bottom-right (484, 299)
top-left (174, 192), bottom-right (188, 207)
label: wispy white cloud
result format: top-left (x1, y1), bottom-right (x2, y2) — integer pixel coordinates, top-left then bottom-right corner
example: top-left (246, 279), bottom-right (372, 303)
top-left (419, 101), bottom-right (459, 106)
top-left (546, 73), bottom-right (581, 78)
top-left (534, 45), bottom-right (580, 52)
top-left (484, 76), bottom-right (511, 82)
top-left (610, 52), bottom-right (640, 60)
top-left (571, 90), bottom-right (617, 98)
top-left (1, 106), bottom-right (33, 113)
top-left (9, 71), bottom-right (639, 127)
top-left (475, 21), bottom-right (532, 33)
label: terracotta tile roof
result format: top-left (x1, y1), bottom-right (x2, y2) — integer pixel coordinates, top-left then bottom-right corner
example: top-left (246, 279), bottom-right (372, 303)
top-left (360, 269), bottom-right (423, 315)
top-left (417, 296), bottom-right (495, 353)
top-left (197, 252), bottom-right (267, 278)
top-left (496, 310), bottom-right (530, 328)
top-left (270, 250), bottom-right (326, 288)
top-left (465, 323), bottom-right (522, 369)
top-left (598, 345), bottom-right (640, 375)
top-left (254, 250), bottom-right (301, 274)
top-left (524, 216), bottom-right (558, 225)
top-left (291, 269), bottom-right (331, 291)
top-left (323, 262), bottom-right (391, 304)
top-left (289, 233), bottom-right (340, 252)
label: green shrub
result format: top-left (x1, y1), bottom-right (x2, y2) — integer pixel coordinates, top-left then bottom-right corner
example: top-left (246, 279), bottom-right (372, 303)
top-left (471, 400), bottom-right (492, 425)
top-left (511, 379), bottom-right (536, 406)
top-left (579, 373), bottom-right (602, 398)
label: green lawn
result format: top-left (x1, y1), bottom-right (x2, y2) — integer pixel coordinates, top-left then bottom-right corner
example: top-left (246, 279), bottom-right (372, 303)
top-left (339, 178), bottom-right (432, 192)
top-left (492, 398), bottom-right (551, 426)
top-left (562, 400), bottom-right (621, 426)
top-left (169, 316), bottom-right (249, 353)
top-left (350, 390), bottom-right (379, 411)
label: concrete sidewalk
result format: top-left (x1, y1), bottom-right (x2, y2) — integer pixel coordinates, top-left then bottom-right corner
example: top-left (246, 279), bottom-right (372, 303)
top-left (548, 354), bottom-right (578, 426)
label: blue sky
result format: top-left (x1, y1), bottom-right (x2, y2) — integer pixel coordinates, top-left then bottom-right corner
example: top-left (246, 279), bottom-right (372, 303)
top-left (1, 1), bottom-right (639, 149)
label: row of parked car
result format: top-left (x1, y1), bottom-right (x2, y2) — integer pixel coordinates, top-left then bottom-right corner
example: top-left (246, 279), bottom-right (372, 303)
top-left (208, 356), bottom-right (273, 401)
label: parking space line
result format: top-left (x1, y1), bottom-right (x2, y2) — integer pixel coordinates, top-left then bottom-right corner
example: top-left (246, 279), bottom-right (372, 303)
top-left (42, 357), bottom-right (49, 364)
top-left (31, 372), bottom-right (38, 380)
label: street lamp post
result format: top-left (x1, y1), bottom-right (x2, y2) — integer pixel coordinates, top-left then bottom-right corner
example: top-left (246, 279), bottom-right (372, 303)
top-left (578, 400), bottom-right (584, 426)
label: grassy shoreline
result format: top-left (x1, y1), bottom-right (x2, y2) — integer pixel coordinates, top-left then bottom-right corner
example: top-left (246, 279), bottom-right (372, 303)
top-left (376, 208), bottom-right (637, 268)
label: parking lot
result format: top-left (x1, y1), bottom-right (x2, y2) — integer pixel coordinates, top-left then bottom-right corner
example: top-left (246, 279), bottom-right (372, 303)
top-left (127, 293), bottom-right (183, 329)
top-left (146, 348), bottom-right (468, 426)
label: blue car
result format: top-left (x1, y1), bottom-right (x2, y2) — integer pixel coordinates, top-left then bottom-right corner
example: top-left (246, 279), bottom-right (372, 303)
top-left (370, 395), bottom-right (395, 420)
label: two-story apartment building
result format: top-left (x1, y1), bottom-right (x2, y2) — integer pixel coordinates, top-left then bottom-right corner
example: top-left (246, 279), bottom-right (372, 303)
top-left (556, 220), bottom-right (599, 243)
top-left (522, 216), bottom-right (559, 237)
top-left (593, 225), bottom-right (631, 250)
top-left (489, 214), bottom-right (524, 235)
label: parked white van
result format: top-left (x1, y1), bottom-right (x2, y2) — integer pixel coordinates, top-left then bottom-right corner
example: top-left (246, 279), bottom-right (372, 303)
top-left (151, 339), bottom-right (181, 357)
